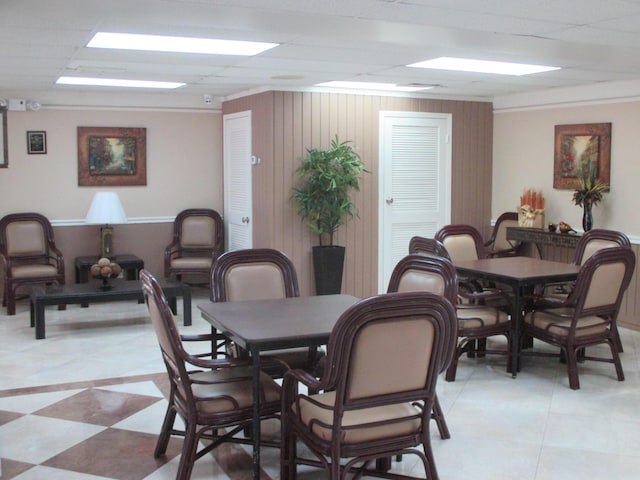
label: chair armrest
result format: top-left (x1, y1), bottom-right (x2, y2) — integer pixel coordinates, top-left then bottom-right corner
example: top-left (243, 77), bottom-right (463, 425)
top-left (532, 294), bottom-right (570, 310)
top-left (48, 243), bottom-right (65, 275)
top-left (185, 353), bottom-right (250, 370)
top-left (164, 240), bottom-right (181, 275)
top-left (283, 368), bottom-right (324, 392)
top-left (180, 332), bottom-right (217, 342)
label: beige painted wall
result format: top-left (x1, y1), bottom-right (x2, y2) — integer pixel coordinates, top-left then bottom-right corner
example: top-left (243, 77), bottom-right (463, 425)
top-left (493, 100), bottom-right (640, 330)
top-left (0, 108), bottom-right (223, 220)
top-left (492, 101), bottom-right (640, 236)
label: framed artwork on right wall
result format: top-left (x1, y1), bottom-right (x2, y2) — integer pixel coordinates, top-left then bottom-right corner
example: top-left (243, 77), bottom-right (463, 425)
top-left (553, 122), bottom-right (611, 190)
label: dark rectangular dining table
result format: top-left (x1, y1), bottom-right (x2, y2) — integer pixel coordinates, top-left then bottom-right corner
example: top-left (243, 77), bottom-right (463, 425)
top-left (198, 294), bottom-right (360, 479)
top-left (453, 256), bottom-right (580, 377)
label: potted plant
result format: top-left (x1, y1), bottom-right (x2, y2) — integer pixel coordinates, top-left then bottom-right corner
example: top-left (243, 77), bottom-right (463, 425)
top-left (572, 160), bottom-right (609, 231)
top-left (293, 135), bottom-right (367, 294)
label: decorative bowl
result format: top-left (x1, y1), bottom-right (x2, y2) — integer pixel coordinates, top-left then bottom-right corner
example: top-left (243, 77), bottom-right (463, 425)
top-left (90, 258), bottom-right (122, 289)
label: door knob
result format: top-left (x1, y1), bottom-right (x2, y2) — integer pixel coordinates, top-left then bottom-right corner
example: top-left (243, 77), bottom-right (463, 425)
top-left (386, 197), bottom-right (394, 205)
top-left (242, 217), bottom-right (250, 224)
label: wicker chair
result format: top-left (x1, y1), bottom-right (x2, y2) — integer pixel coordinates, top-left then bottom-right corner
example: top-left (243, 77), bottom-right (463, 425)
top-left (387, 253), bottom-right (458, 439)
top-left (210, 248), bottom-right (324, 376)
top-left (537, 228), bottom-right (631, 352)
top-left (434, 224), bottom-right (513, 374)
top-left (484, 212), bottom-right (524, 258)
top-left (140, 269), bottom-right (281, 479)
top-left (164, 208), bottom-right (224, 285)
top-left (523, 247), bottom-right (635, 389)
top-left (1, 212), bottom-right (65, 315)
top-left (280, 291), bottom-right (457, 480)
top-left (408, 236), bottom-right (450, 259)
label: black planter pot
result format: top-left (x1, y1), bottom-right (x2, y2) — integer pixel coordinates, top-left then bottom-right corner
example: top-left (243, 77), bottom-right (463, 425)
top-left (312, 245), bottom-right (345, 295)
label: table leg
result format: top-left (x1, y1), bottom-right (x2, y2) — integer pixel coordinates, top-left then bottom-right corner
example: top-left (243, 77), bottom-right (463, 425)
top-left (35, 300), bottom-right (46, 340)
top-left (251, 347), bottom-right (262, 479)
top-left (167, 297), bottom-right (177, 315)
top-left (182, 287), bottom-right (192, 326)
top-left (511, 287), bottom-right (522, 377)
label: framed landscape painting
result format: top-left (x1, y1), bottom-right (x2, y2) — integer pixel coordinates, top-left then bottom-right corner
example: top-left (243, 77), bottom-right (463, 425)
top-left (553, 122), bottom-right (611, 190)
top-left (78, 126), bottom-right (147, 186)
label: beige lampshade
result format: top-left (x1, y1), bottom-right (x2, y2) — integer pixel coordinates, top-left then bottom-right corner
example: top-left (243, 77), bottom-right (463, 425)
top-left (85, 192), bottom-right (127, 257)
top-left (85, 192), bottom-right (127, 225)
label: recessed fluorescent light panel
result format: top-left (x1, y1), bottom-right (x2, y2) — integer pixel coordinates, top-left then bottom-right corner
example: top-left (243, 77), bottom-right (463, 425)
top-left (56, 77), bottom-right (185, 89)
top-left (408, 57), bottom-right (560, 76)
top-left (87, 32), bottom-right (278, 56)
top-left (317, 81), bottom-right (433, 92)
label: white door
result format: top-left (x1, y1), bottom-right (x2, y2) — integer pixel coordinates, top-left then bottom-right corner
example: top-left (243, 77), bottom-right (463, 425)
top-left (378, 111), bottom-right (452, 291)
top-left (223, 110), bottom-right (253, 251)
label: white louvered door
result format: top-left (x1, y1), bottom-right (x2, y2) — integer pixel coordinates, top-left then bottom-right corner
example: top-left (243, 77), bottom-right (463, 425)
top-left (223, 110), bottom-right (253, 251)
top-left (378, 111), bottom-right (452, 291)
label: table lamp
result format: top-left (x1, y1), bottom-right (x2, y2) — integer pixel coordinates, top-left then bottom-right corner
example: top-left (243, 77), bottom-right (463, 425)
top-left (85, 192), bottom-right (127, 258)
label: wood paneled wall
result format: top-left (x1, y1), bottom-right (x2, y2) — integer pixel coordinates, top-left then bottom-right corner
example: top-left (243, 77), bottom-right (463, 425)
top-left (223, 91), bottom-right (494, 298)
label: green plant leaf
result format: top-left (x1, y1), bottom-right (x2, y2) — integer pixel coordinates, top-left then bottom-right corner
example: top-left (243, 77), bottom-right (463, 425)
top-left (292, 135), bottom-right (368, 245)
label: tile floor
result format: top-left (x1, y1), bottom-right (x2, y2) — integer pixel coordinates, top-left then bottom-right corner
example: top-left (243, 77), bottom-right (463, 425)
top-left (1, 286), bottom-right (640, 479)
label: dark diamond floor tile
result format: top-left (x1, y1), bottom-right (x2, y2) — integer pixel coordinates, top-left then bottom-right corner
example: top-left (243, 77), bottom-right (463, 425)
top-left (0, 410), bottom-right (23, 426)
top-left (42, 427), bottom-right (182, 480)
top-left (0, 457), bottom-right (35, 479)
top-left (34, 388), bottom-right (161, 426)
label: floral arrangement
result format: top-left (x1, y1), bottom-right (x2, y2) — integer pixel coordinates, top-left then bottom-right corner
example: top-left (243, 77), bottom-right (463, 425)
top-left (572, 161), bottom-right (608, 207)
top-left (518, 189), bottom-right (545, 227)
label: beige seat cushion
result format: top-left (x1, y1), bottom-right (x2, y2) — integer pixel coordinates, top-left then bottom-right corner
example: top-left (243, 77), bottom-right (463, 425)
top-left (189, 367), bottom-right (280, 415)
top-left (170, 257), bottom-right (213, 269)
top-left (456, 306), bottom-right (509, 328)
top-left (10, 264), bottom-right (59, 278)
top-left (296, 391), bottom-right (421, 444)
top-left (526, 309), bottom-right (607, 337)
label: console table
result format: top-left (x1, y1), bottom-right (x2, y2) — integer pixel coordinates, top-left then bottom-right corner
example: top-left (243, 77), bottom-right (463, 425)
top-left (75, 254), bottom-right (145, 283)
top-left (30, 278), bottom-right (191, 339)
top-left (507, 227), bottom-right (581, 258)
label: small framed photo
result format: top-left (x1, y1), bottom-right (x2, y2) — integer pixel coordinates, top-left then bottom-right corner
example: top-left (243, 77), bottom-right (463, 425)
top-left (27, 131), bottom-right (47, 154)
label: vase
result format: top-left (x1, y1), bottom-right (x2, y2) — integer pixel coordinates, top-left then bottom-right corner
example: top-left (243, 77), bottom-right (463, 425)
top-left (582, 201), bottom-right (593, 232)
top-left (312, 245), bottom-right (345, 295)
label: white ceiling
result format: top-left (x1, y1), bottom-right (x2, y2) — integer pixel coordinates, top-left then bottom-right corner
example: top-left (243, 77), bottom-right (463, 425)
top-left (3, 0), bottom-right (640, 109)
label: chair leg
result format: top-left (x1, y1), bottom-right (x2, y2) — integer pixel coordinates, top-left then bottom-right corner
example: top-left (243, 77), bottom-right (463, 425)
top-left (609, 340), bottom-right (625, 382)
top-left (476, 338), bottom-right (487, 358)
top-left (421, 440), bottom-right (440, 480)
top-left (431, 393), bottom-right (450, 439)
top-left (280, 418), bottom-right (297, 480)
top-left (565, 347), bottom-right (580, 390)
top-left (612, 325), bottom-right (624, 353)
top-left (176, 422), bottom-right (198, 480)
top-left (444, 356), bottom-right (458, 382)
top-left (154, 399), bottom-right (177, 457)
top-left (445, 343), bottom-right (462, 382)
top-left (6, 286), bottom-right (16, 315)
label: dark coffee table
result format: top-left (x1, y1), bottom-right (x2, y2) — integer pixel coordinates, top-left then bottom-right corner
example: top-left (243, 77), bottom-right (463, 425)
top-left (74, 254), bottom-right (145, 283)
top-left (30, 278), bottom-right (191, 339)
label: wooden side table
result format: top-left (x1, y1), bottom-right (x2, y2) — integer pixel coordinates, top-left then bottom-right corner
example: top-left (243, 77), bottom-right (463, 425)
top-left (506, 227), bottom-right (581, 259)
top-left (75, 254), bottom-right (145, 283)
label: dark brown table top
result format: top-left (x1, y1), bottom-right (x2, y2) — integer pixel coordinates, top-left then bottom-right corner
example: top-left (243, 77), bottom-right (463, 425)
top-left (198, 294), bottom-right (360, 352)
top-left (454, 256), bottom-right (580, 287)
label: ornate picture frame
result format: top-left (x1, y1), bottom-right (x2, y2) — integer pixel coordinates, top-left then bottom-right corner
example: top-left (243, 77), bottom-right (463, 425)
top-left (78, 126), bottom-right (147, 186)
top-left (553, 122), bottom-right (611, 190)
top-left (0, 106), bottom-right (7, 168)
